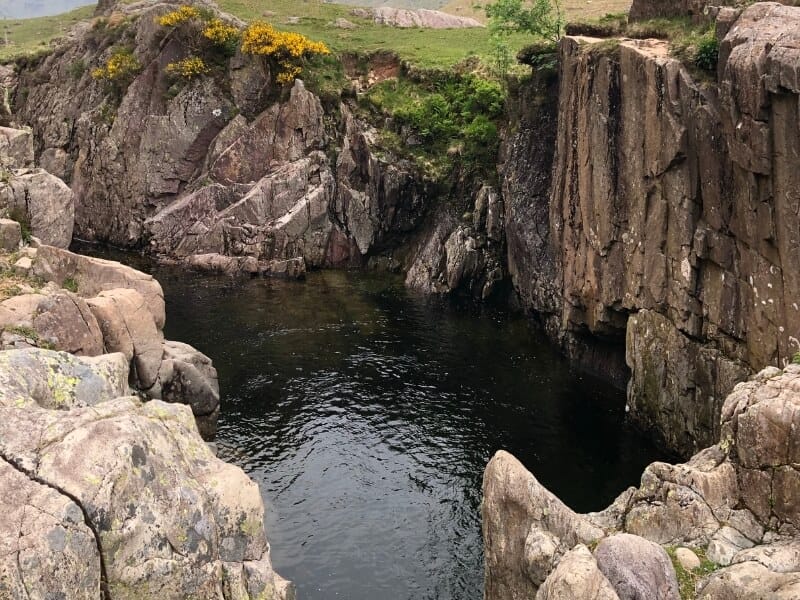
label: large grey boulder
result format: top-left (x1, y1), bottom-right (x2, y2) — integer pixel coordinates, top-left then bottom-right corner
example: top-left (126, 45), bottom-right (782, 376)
top-left (0, 169), bottom-right (75, 248)
top-left (0, 290), bottom-right (105, 356)
top-left (594, 534), bottom-right (680, 600)
top-left (0, 397), bottom-right (293, 599)
top-left (0, 127), bottom-right (34, 169)
top-left (0, 347), bottom-right (128, 409)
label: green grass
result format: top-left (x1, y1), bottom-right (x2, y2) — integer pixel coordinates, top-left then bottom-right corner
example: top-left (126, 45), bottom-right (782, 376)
top-left (216, 0), bottom-right (533, 68)
top-left (666, 546), bottom-right (721, 600)
top-left (0, 5), bottom-right (96, 62)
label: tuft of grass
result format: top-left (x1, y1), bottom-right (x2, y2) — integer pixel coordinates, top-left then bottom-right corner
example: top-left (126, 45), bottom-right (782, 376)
top-left (666, 546), bottom-right (721, 600)
top-left (62, 277), bottom-right (79, 293)
top-left (793, 352), bottom-right (800, 365)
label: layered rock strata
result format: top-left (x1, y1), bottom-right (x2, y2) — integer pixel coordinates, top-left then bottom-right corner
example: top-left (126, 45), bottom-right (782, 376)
top-left (484, 363), bottom-right (800, 599)
top-left (504, 3), bottom-right (800, 455)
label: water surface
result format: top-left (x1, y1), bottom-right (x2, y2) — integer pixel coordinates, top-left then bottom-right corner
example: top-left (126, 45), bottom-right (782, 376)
top-left (148, 267), bottom-right (670, 600)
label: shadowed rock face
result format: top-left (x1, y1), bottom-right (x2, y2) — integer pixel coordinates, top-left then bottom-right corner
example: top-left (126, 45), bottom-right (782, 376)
top-left (504, 3), bottom-right (800, 456)
top-left (483, 364), bottom-right (800, 600)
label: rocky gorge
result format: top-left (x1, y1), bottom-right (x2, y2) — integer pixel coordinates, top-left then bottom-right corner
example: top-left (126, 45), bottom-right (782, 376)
top-left (0, 0), bottom-right (798, 597)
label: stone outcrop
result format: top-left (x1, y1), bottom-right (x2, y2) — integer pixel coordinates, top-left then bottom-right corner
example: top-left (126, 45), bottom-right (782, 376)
top-left (484, 363), bottom-right (800, 599)
top-left (0, 396), bottom-right (292, 599)
top-left (0, 242), bottom-right (220, 438)
top-left (14, 0), bottom-right (434, 278)
top-left (503, 3), bottom-right (800, 456)
top-left (361, 7), bottom-right (484, 29)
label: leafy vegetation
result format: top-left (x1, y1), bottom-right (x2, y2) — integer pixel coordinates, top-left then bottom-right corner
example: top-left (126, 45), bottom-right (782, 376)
top-left (62, 277), bottom-right (79, 293)
top-left (362, 74), bottom-right (505, 178)
top-left (241, 21), bottom-right (331, 84)
top-left (90, 46), bottom-right (142, 96)
top-left (793, 352), bottom-right (800, 365)
top-left (666, 546), bottom-right (721, 600)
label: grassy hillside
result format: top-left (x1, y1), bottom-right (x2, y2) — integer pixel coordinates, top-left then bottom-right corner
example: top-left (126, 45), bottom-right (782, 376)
top-left (0, 0), bottom-right (633, 67)
top-left (0, 5), bottom-right (94, 61)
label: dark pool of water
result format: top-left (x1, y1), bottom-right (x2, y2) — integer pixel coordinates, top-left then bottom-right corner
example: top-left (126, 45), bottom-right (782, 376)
top-left (135, 266), bottom-right (671, 600)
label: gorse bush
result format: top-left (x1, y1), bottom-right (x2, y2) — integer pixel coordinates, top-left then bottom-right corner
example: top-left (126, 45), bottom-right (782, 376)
top-left (91, 47), bottom-right (141, 96)
top-left (157, 5), bottom-right (201, 27)
top-left (165, 56), bottom-right (210, 79)
top-left (241, 21), bottom-right (330, 84)
top-left (153, 6), bottom-right (329, 86)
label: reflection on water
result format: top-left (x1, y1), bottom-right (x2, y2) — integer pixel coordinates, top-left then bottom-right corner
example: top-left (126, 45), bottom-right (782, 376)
top-left (143, 267), bottom-right (669, 600)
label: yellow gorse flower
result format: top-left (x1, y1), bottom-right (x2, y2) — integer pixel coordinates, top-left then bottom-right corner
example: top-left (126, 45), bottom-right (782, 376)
top-left (241, 22), bottom-right (329, 84)
top-left (202, 18), bottom-right (240, 47)
top-left (157, 5), bottom-right (201, 27)
top-left (166, 56), bottom-right (211, 79)
top-left (91, 49), bottom-right (141, 81)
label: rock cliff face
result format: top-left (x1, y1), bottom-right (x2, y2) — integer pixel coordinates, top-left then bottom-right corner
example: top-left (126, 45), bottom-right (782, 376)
top-left (504, 3), bottom-right (800, 456)
top-left (12, 0), bottom-right (449, 281)
top-left (484, 363), bottom-right (800, 600)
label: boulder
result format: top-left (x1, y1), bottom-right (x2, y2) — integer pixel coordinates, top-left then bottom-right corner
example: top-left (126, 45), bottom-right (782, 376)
top-left (0, 218), bottom-right (21, 251)
top-left (0, 398), bottom-right (293, 599)
top-left (32, 245), bottom-right (166, 328)
top-left (483, 450), bottom-right (604, 600)
top-left (370, 7), bottom-right (484, 28)
top-left (0, 290), bottom-right (105, 356)
top-left (154, 340), bottom-right (220, 440)
top-left (0, 127), bottom-right (34, 169)
top-left (0, 169), bottom-right (74, 248)
top-left (86, 288), bottom-right (164, 390)
top-left (0, 347), bottom-right (128, 409)
top-left (0, 457), bottom-right (99, 599)
top-left (594, 533), bottom-right (680, 600)
top-left (536, 545), bottom-right (619, 600)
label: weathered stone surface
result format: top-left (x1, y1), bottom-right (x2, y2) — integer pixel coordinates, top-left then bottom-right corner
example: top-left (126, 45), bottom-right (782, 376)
top-left (87, 288), bottom-right (164, 390)
top-left (536, 545), bottom-right (619, 600)
top-left (0, 218), bottom-right (21, 251)
top-left (0, 398), bottom-right (293, 599)
top-left (0, 126), bottom-right (34, 168)
top-left (0, 290), bottom-right (105, 356)
top-left (154, 340), bottom-right (220, 439)
top-left (675, 547), bottom-right (701, 571)
top-left (0, 347), bottom-right (128, 409)
top-left (0, 457), bottom-right (99, 599)
top-left (484, 365), bottom-right (800, 599)
top-left (32, 245), bottom-right (166, 328)
top-left (369, 7), bottom-right (484, 28)
top-left (697, 560), bottom-right (800, 599)
top-left (483, 450), bottom-right (604, 600)
top-left (594, 534), bottom-right (679, 600)
top-left (0, 169), bottom-right (75, 248)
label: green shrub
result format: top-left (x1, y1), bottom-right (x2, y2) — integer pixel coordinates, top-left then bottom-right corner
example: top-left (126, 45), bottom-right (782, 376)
top-left (694, 33), bottom-right (719, 72)
top-left (62, 277), bottom-right (79, 293)
top-left (793, 352), bottom-right (800, 365)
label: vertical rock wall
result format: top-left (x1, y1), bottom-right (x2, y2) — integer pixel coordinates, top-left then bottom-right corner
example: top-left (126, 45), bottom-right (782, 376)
top-left (505, 4), bottom-right (800, 456)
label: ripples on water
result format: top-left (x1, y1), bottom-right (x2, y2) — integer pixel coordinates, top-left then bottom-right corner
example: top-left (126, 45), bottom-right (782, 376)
top-left (151, 268), bottom-right (671, 600)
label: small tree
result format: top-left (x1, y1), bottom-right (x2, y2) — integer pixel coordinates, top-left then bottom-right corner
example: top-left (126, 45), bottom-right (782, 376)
top-left (485, 0), bottom-right (564, 44)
